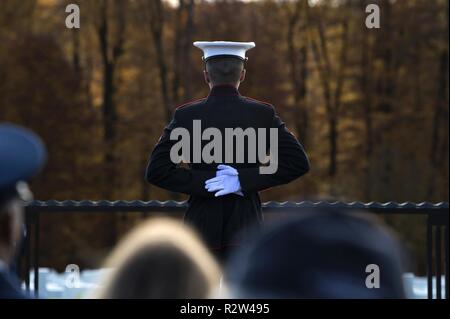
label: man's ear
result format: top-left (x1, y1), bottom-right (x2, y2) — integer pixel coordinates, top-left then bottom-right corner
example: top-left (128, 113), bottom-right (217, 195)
top-left (240, 69), bottom-right (246, 83)
top-left (203, 70), bottom-right (211, 84)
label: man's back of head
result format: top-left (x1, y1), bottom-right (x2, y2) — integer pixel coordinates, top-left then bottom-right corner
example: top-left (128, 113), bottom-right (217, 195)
top-left (96, 218), bottom-right (221, 299)
top-left (226, 210), bottom-right (407, 299)
top-left (205, 57), bottom-right (244, 87)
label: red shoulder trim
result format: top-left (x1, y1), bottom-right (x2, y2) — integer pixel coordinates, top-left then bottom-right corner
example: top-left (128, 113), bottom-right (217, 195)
top-left (175, 97), bottom-right (206, 110)
top-left (244, 96), bottom-right (274, 107)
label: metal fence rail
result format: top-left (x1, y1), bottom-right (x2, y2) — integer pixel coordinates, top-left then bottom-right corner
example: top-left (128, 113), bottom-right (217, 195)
top-left (23, 200), bottom-right (449, 299)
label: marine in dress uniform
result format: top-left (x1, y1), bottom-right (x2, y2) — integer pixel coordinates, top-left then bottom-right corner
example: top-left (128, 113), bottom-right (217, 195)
top-left (146, 41), bottom-right (310, 260)
top-left (0, 124), bottom-right (46, 299)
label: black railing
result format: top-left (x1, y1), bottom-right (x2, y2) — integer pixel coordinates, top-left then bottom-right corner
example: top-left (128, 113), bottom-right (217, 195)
top-left (22, 200), bottom-right (449, 299)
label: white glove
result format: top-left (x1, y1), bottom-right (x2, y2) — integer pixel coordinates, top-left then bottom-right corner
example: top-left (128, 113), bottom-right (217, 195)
top-left (205, 165), bottom-right (243, 197)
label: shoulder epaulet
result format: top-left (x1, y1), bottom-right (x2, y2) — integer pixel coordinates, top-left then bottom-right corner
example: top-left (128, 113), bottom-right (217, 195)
top-left (175, 97), bottom-right (206, 110)
top-left (244, 96), bottom-right (274, 107)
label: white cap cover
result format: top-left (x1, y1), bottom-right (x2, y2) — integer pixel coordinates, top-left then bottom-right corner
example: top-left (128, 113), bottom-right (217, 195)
top-left (193, 41), bottom-right (256, 62)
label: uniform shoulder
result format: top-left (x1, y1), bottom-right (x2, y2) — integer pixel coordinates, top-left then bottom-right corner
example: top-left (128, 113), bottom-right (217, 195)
top-left (175, 97), bottom-right (207, 112)
top-left (242, 96), bottom-right (276, 113)
top-left (243, 96), bottom-right (274, 106)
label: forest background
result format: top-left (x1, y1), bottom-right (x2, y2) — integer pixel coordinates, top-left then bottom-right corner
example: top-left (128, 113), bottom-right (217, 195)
top-left (0, 0), bottom-right (448, 274)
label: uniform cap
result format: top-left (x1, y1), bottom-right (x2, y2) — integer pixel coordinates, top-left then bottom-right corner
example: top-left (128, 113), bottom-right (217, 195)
top-left (193, 41), bottom-right (255, 62)
top-left (0, 123), bottom-right (46, 203)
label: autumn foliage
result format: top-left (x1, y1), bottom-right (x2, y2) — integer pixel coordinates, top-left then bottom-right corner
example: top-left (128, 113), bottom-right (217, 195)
top-left (0, 0), bottom-right (448, 272)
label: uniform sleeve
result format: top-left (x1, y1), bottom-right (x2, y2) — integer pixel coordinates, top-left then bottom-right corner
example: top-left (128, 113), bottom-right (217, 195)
top-left (237, 107), bottom-right (310, 193)
top-left (145, 110), bottom-right (216, 197)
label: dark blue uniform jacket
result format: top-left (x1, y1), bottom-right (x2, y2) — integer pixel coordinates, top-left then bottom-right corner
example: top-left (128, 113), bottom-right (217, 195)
top-left (146, 85), bottom-right (310, 251)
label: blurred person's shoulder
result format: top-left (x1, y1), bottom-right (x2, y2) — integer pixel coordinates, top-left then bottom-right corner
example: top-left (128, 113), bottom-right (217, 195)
top-left (0, 269), bottom-right (29, 299)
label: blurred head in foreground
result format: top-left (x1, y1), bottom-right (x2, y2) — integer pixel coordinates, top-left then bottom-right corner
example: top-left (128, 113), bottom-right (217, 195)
top-left (0, 123), bottom-right (46, 299)
top-left (96, 218), bottom-right (221, 299)
top-left (226, 210), bottom-right (406, 299)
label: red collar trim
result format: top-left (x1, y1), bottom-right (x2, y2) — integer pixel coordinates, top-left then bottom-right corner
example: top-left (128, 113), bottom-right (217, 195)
top-left (175, 97), bottom-right (206, 109)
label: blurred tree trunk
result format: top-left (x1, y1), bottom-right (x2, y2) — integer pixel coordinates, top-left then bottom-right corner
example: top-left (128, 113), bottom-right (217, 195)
top-left (172, 0), bottom-right (185, 106)
top-left (428, 1), bottom-right (449, 198)
top-left (182, 0), bottom-right (195, 100)
top-left (141, 0), bottom-right (181, 200)
top-left (71, 26), bottom-right (94, 111)
top-left (372, 0), bottom-right (397, 199)
top-left (311, 11), bottom-right (349, 177)
top-left (287, 0), bottom-right (309, 147)
top-left (137, 73), bottom-right (151, 200)
top-left (96, 0), bottom-right (127, 198)
top-left (430, 2), bottom-right (449, 169)
top-left (71, 29), bottom-right (81, 75)
top-left (360, 0), bottom-right (374, 200)
top-left (172, 0), bottom-right (196, 104)
top-left (144, 0), bottom-right (172, 122)
top-left (376, 0), bottom-right (397, 114)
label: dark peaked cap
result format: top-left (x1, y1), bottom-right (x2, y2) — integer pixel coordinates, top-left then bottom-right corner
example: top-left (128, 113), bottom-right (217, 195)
top-left (0, 123), bottom-right (46, 204)
top-left (226, 210), bottom-right (406, 299)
